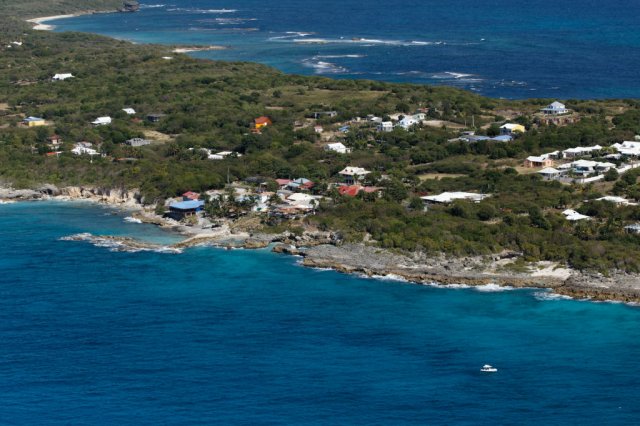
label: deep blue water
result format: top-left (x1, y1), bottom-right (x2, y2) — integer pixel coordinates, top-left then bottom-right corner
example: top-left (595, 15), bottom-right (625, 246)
top-left (48, 0), bottom-right (640, 99)
top-left (1, 201), bottom-right (640, 424)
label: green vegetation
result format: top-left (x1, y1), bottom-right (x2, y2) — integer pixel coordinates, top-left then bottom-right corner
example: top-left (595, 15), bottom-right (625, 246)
top-left (1, 11), bottom-right (640, 273)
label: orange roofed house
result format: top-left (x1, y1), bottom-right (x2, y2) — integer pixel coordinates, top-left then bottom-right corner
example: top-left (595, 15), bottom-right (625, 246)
top-left (253, 116), bottom-right (272, 132)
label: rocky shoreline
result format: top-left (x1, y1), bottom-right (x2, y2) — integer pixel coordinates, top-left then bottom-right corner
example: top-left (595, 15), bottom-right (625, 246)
top-left (2, 184), bottom-right (640, 304)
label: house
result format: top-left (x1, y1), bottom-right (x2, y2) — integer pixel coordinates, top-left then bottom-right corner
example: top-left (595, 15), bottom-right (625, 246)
top-left (337, 185), bottom-right (381, 197)
top-left (275, 178), bottom-right (292, 189)
top-left (52, 73), bottom-right (74, 81)
top-left (339, 166), bottom-right (370, 185)
top-left (47, 135), bottom-right (62, 148)
top-left (540, 101), bottom-right (569, 115)
top-left (168, 200), bottom-right (205, 219)
top-left (367, 115), bottom-right (382, 123)
top-left (612, 141), bottom-right (640, 157)
top-left (490, 135), bottom-right (514, 142)
top-left (286, 178), bottom-right (314, 191)
top-left (92, 116), bottom-right (112, 126)
top-left (562, 145), bottom-right (602, 158)
top-left (324, 142), bottom-right (350, 154)
top-left (122, 108), bottom-right (136, 115)
top-left (562, 209), bottom-right (590, 221)
top-left (524, 155), bottom-right (554, 168)
top-left (421, 192), bottom-right (489, 205)
top-left (71, 142), bottom-right (98, 156)
top-left (182, 191), bottom-right (200, 201)
top-left (254, 116), bottom-right (272, 129)
top-left (147, 113), bottom-right (165, 123)
top-left (624, 224), bottom-right (640, 234)
top-left (314, 125), bottom-right (324, 134)
top-left (124, 138), bottom-right (151, 147)
top-left (537, 167), bottom-right (563, 180)
top-left (570, 160), bottom-right (615, 176)
top-left (595, 196), bottom-right (637, 206)
top-left (378, 121), bottom-right (394, 132)
top-left (312, 111), bottom-right (337, 119)
top-left (338, 125), bottom-right (351, 133)
top-left (208, 151), bottom-right (241, 160)
top-left (286, 193), bottom-right (320, 209)
top-left (23, 116), bottom-right (46, 127)
top-left (500, 123), bottom-right (525, 135)
top-left (397, 116), bottom-right (419, 130)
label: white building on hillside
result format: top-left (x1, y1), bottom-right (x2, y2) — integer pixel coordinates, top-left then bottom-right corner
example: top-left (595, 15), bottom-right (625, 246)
top-left (540, 101), bottom-right (569, 115)
top-left (612, 141), bottom-right (640, 157)
top-left (421, 192), bottom-right (489, 205)
top-left (339, 166), bottom-right (370, 184)
top-left (378, 121), bottom-right (393, 132)
top-left (325, 142), bottom-right (350, 154)
top-left (562, 145), bottom-right (602, 158)
top-left (52, 73), bottom-right (74, 81)
top-left (92, 116), bottom-right (112, 126)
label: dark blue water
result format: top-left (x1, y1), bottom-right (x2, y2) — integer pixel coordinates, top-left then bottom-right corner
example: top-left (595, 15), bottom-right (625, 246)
top-left (48, 0), bottom-right (640, 99)
top-left (1, 201), bottom-right (640, 424)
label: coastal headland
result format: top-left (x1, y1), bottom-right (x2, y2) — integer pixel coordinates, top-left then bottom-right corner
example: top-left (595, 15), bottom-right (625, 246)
top-left (1, 2), bottom-right (640, 305)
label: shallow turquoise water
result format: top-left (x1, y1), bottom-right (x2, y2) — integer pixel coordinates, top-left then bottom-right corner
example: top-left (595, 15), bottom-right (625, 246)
top-left (50, 0), bottom-right (640, 99)
top-left (1, 202), bottom-right (640, 424)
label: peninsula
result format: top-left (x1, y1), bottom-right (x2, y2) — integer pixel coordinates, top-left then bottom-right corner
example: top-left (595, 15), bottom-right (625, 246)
top-left (2, 1), bottom-right (640, 303)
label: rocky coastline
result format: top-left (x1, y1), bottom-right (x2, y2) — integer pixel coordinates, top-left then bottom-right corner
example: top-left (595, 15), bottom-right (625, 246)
top-left (2, 183), bottom-right (640, 304)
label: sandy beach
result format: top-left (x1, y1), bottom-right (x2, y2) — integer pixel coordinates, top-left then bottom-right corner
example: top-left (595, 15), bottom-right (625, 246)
top-left (26, 10), bottom-right (115, 31)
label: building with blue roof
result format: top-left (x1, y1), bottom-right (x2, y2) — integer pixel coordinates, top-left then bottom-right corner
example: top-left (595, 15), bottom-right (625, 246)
top-left (168, 200), bottom-right (205, 219)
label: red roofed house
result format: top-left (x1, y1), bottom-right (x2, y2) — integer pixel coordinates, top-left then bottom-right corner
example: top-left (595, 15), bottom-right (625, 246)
top-left (275, 178), bottom-right (292, 188)
top-left (338, 185), bottom-right (381, 197)
top-left (254, 116), bottom-right (272, 130)
top-left (182, 191), bottom-right (200, 201)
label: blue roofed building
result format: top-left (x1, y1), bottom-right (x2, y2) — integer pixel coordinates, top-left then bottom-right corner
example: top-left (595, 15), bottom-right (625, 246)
top-left (168, 200), bottom-right (205, 219)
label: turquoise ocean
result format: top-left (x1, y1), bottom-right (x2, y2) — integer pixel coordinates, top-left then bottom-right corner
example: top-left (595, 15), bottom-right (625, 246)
top-left (1, 202), bottom-right (640, 424)
top-left (49, 0), bottom-right (640, 99)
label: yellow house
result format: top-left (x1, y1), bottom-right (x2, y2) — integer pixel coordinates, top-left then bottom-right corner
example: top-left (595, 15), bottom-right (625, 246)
top-left (23, 116), bottom-right (46, 127)
top-left (500, 123), bottom-right (525, 135)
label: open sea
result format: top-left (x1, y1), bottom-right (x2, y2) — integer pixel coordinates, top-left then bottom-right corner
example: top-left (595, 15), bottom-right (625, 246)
top-left (1, 201), bottom-right (640, 424)
top-left (49, 0), bottom-right (640, 99)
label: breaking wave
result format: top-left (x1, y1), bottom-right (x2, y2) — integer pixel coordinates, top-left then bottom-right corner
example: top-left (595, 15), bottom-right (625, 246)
top-left (60, 233), bottom-right (182, 254)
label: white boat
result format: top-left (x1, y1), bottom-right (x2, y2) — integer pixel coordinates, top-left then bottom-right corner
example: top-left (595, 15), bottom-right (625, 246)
top-left (480, 364), bottom-right (497, 372)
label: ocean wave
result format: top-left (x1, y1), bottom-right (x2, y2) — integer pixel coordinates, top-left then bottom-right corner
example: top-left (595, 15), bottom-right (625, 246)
top-left (474, 283), bottom-right (514, 292)
top-left (422, 282), bottom-right (472, 289)
top-left (60, 233), bottom-right (182, 254)
top-left (301, 59), bottom-right (348, 74)
top-left (533, 291), bottom-right (573, 301)
top-left (314, 54), bottom-right (365, 59)
top-left (123, 216), bottom-right (143, 224)
top-left (272, 36), bottom-right (442, 47)
top-left (140, 4), bottom-right (167, 9)
top-left (167, 8), bottom-right (237, 14)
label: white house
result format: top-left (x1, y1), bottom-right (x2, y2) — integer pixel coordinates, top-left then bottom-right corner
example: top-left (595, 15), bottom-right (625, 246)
top-left (421, 192), bottom-right (489, 205)
top-left (562, 145), bottom-right (602, 158)
top-left (595, 196), bottom-right (637, 206)
top-left (339, 166), bottom-right (370, 184)
top-left (71, 142), bottom-right (98, 156)
top-left (286, 193), bottom-right (321, 209)
top-left (208, 151), bottom-right (241, 160)
top-left (612, 141), bottom-right (640, 157)
top-left (538, 167), bottom-right (563, 180)
top-left (378, 121), bottom-right (393, 132)
top-left (396, 115), bottom-right (419, 130)
top-left (314, 125), bottom-right (324, 134)
top-left (92, 116), bottom-right (112, 126)
top-left (570, 159), bottom-right (615, 176)
top-left (122, 108), bottom-right (136, 115)
top-left (562, 209), bottom-right (590, 221)
top-left (540, 101), bottom-right (569, 115)
top-left (52, 73), bottom-right (74, 81)
top-left (324, 142), bottom-right (350, 154)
